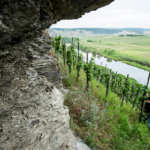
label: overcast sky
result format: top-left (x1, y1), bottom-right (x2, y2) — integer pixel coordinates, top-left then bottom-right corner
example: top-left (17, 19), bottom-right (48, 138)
top-left (51, 0), bottom-right (150, 28)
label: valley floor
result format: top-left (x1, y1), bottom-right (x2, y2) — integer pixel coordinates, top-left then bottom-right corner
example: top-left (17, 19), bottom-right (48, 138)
top-left (77, 35), bottom-right (150, 71)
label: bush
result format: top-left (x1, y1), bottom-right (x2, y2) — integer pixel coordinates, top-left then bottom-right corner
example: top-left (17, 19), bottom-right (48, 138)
top-left (107, 50), bottom-right (115, 55)
top-left (104, 49), bottom-right (108, 53)
top-left (80, 103), bottom-right (100, 125)
top-left (87, 40), bottom-right (95, 42)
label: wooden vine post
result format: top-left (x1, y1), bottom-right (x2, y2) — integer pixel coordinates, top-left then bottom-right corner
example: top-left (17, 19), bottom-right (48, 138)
top-left (99, 62), bottom-right (102, 82)
top-left (86, 52), bottom-right (89, 91)
top-left (77, 42), bottom-right (80, 81)
top-left (61, 38), bottom-right (63, 47)
top-left (121, 74), bottom-right (129, 106)
top-left (139, 72), bottom-right (150, 122)
top-left (72, 37), bottom-right (73, 46)
top-left (114, 72), bottom-right (117, 93)
top-left (71, 37), bottom-right (75, 70)
top-left (63, 41), bottom-right (66, 66)
top-left (117, 77), bottom-right (122, 98)
top-left (104, 64), bottom-right (107, 86)
top-left (106, 69), bottom-right (112, 97)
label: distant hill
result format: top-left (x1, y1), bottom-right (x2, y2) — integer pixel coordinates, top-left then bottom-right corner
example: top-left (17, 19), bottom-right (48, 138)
top-left (49, 28), bottom-right (150, 37)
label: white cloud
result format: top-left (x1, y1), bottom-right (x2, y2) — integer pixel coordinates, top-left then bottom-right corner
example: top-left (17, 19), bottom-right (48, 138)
top-left (51, 0), bottom-right (150, 28)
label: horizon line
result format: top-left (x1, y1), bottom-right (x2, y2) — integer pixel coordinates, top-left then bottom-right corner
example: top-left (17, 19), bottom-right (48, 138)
top-left (50, 27), bottom-right (150, 29)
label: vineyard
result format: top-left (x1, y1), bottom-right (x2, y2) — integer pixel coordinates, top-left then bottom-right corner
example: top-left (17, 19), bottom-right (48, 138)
top-left (52, 35), bottom-right (150, 149)
top-left (52, 36), bottom-right (150, 120)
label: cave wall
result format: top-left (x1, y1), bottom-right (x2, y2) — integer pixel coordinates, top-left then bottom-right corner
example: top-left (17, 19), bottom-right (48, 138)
top-left (0, 0), bottom-right (114, 149)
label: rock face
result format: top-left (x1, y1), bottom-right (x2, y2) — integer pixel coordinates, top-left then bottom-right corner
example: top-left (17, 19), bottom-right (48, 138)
top-left (0, 0), bottom-right (114, 46)
top-left (0, 33), bottom-right (77, 150)
top-left (0, 0), bottom-right (114, 149)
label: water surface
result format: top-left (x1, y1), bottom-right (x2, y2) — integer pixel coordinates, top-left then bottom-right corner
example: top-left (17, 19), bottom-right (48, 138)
top-left (80, 51), bottom-right (150, 86)
top-left (67, 44), bottom-right (150, 86)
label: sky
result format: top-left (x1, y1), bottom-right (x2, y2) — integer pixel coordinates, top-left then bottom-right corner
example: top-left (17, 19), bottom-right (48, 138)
top-left (51, 0), bottom-right (150, 28)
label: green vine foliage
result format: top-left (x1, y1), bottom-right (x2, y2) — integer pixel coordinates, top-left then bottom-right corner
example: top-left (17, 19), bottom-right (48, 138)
top-left (82, 59), bottom-right (149, 108)
top-left (104, 72), bottom-right (111, 83)
top-left (70, 45), bottom-right (77, 68)
top-left (62, 43), bottom-right (67, 57)
top-left (116, 76), bottom-right (123, 96)
top-left (52, 35), bottom-right (62, 53)
top-left (93, 64), bottom-right (102, 80)
top-left (62, 38), bottom-right (150, 108)
top-left (131, 85), bottom-right (149, 112)
top-left (139, 85), bottom-right (148, 100)
top-left (77, 54), bottom-right (84, 71)
top-left (131, 84), bottom-right (143, 108)
top-left (84, 58), bottom-right (95, 82)
top-left (51, 37), bottom-right (56, 49)
top-left (59, 41), bottom-right (63, 54)
top-left (67, 49), bottom-right (72, 73)
top-left (109, 72), bottom-right (117, 91)
top-left (122, 78), bottom-right (132, 98)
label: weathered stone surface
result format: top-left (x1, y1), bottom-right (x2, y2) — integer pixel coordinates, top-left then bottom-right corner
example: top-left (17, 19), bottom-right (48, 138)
top-left (76, 137), bottom-right (91, 150)
top-left (0, 33), bottom-right (76, 150)
top-left (0, 0), bottom-right (114, 149)
top-left (0, 0), bottom-right (114, 46)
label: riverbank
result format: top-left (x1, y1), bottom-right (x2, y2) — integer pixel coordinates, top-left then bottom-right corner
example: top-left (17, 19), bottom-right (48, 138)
top-left (78, 41), bottom-right (150, 72)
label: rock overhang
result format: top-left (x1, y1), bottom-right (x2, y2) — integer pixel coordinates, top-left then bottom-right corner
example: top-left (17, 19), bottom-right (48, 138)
top-left (0, 0), bottom-right (114, 46)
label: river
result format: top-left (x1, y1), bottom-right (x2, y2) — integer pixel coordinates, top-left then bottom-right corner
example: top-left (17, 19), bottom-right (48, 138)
top-left (67, 44), bottom-right (150, 86)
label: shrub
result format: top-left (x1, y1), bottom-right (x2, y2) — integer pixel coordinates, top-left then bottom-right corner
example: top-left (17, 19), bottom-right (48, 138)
top-left (87, 40), bottom-right (95, 42)
top-left (80, 103), bottom-right (100, 125)
top-left (107, 50), bottom-right (115, 55)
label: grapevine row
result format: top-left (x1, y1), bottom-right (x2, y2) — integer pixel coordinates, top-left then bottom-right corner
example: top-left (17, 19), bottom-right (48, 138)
top-left (52, 35), bottom-right (150, 122)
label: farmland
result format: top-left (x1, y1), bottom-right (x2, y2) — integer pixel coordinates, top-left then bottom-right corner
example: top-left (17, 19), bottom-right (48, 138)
top-left (75, 35), bottom-right (150, 71)
top-left (79, 35), bottom-right (150, 60)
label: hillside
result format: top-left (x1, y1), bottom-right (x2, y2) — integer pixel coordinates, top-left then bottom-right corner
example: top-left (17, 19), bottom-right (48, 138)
top-left (49, 28), bottom-right (150, 37)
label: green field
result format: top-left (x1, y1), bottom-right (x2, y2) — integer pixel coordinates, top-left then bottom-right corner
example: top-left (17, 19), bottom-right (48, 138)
top-left (79, 35), bottom-right (150, 61)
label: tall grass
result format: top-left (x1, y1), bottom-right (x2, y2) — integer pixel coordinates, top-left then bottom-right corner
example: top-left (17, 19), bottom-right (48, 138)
top-left (57, 53), bottom-right (150, 150)
top-left (101, 49), bottom-right (150, 68)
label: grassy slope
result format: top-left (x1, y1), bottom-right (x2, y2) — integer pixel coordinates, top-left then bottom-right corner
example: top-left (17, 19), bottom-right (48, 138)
top-left (57, 53), bottom-right (150, 150)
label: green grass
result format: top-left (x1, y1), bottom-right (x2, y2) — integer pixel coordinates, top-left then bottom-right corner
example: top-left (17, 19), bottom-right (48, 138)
top-left (73, 36), bottom-right (150, 71)
top-left (57, 53), bottom-right (150, 150)
top-left (80, 35), bottom-right (150, 53)
top-left (122, 61), bottom-right (150, 71)
top-left (79, 35), bottom-right (150, 63)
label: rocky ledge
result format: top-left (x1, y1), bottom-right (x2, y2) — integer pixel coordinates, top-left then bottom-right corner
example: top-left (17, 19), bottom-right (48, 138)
top-left (0, 0), bottom-right (114, 149)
